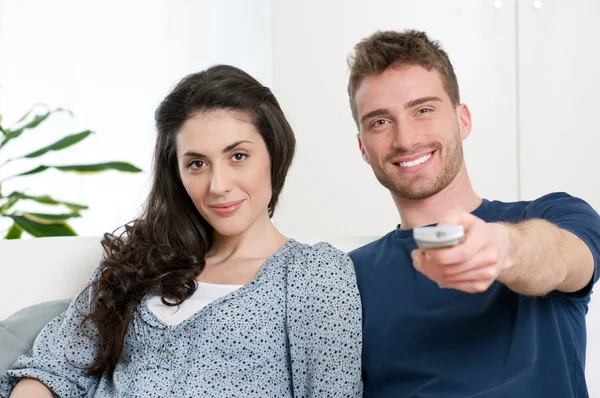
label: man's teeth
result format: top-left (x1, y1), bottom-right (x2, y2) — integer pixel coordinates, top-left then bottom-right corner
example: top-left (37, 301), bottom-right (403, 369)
top-left (399, 153), bottom-right (432, 168)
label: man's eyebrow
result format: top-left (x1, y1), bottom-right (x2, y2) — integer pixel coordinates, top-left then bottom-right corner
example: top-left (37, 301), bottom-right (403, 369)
top-left (403, 96), bottom-right (442, 109)
top-left (359, 96), bottom-right (443, 124)
top-left (360, 108), bottom-right (392, 124)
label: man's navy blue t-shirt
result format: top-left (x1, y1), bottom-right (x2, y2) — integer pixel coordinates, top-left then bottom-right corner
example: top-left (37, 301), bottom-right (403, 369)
top-left (350, 192), bottom-right (600, 398)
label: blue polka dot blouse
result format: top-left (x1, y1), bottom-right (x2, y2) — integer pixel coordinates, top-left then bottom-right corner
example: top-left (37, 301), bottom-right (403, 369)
top-left (0, 239), bottom-right (363, 397)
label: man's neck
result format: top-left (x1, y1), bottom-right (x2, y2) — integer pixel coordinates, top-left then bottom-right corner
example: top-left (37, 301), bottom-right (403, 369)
top-left (393, 165), bottom-right (482, 230)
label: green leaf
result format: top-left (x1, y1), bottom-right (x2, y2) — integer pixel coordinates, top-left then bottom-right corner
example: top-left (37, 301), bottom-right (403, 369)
top-left (0, 113), bottom-right (50, 149)
top-left (21, 130), bottom-right (93, 158)
top-left (22, 212), bottom-right (81, 225)
top-left (7, 111), bottom-right (51, 135)
top-left (6, 192), bottom-right (88, 211)
top-left (12, 165), bottom-right (50, 177)
top-left (4, 223), bottom-right (23, 239)
top-left (7, 161), bottom-right (142, 180)
top-left (63, 203), bottom-right (88, 212)
top-left (14, 105), bottom-right (70, 125)
top-left (0, 193), bottom-right (20, 213)
top-left (55, 162), bottom-right (142, 174)
top-left (0, 107), bottom-right (72, 149)
top-left (9, 215), bottom-right (77, 237)
top-left (15, 106), bottom-right (36, 124)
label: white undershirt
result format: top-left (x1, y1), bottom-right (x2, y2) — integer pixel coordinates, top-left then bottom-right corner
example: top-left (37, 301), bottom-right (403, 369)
top-left (147, 281), bottom-right (243, 326)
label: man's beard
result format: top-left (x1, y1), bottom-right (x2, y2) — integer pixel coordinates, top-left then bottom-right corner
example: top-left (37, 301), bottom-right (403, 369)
top-left (372, 133), bottom-right (463, 200)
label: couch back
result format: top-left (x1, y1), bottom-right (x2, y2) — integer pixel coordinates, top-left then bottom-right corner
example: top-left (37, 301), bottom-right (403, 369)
top-left (0, 236), bottom-right (104, 319)
top-left (0, 235), bottom-right (379, 319)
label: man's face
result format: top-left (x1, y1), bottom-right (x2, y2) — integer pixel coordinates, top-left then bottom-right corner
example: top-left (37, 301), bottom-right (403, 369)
top-left (354, 65), bottom-right (471, 200)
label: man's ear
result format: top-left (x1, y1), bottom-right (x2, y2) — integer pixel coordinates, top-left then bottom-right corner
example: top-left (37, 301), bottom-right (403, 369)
top-left (457, 103), bottom-right (472, 140)
top-left (357, 134), bottom-right (370, 164)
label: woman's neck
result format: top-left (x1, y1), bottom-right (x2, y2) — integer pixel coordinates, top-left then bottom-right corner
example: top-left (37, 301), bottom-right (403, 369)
top-left (208, 213), bottom-right (288, 261)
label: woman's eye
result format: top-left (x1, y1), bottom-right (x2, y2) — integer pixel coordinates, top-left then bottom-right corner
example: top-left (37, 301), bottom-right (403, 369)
top-left (231, 153), bottom-right (248, 162)
top-left (188, 160), bottom-right (205, 169)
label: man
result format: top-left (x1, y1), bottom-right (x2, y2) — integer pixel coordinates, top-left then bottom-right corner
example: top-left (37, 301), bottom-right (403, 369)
top-left (347, 29), bottom-right (600, 397)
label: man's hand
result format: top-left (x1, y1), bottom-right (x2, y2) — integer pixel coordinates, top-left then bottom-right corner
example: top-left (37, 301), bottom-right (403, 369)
top-left (411, 209), bottom-right (512, 293)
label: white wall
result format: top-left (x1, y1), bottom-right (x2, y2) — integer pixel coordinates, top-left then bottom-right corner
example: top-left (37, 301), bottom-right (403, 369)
top-left (517, 0), bottom-right (600, 207)
top-left (0, 0), bottom-right (271, 236)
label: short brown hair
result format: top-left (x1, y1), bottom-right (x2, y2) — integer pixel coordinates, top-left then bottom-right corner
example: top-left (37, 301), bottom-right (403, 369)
top-left (347, 29), bottom-right (460, 124)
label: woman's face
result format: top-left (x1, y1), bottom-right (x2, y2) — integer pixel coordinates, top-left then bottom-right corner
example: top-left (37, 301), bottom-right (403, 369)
top-left (176, 110), bottom-right (273, 238)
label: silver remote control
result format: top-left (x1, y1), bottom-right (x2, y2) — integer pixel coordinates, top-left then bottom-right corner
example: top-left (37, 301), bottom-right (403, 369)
top-left (413, 225), bottom-right (465, 289)
top-left (413, 225), bottom-right (465, 251)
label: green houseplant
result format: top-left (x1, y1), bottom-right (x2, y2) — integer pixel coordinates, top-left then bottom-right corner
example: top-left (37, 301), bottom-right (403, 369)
top-left (0, 105), bottom-right (142, 239)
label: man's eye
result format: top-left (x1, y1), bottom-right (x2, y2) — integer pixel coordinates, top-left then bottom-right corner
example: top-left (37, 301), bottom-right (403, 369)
top-left (373, 119), bottom-right (388, 126)
top-left (417, 108), bottom-right (432, 114)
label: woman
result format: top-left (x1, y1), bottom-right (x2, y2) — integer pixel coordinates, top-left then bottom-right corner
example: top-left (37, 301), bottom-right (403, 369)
top-left (0, 65), bottom-right (362, 397)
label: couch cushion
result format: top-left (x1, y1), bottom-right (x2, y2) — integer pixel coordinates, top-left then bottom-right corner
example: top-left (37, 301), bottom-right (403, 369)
top-left (0, 299), bottom-right (70, 374)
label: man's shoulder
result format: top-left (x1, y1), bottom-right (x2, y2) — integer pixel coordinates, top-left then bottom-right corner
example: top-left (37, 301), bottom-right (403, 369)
top-left (349, 231), bottom-right (398, 266)
top-left (480, 192), bottom-right (581, 222)
top-left (526, 191), bottom-right (581, 208)
top-left (486, 191), bottom-right (578, 209)
top-left (514, 191), bottom-right (591, 220)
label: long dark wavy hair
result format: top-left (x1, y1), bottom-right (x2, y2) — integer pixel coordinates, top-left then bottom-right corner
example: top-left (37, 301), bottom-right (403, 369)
top-left (81, 65), bottom-right (296, 376)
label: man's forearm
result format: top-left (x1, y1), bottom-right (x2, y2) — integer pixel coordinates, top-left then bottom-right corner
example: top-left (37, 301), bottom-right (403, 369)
top-left (413, 211), bottom-right (594, 295)
top-left (498, 219), bottom-right (570, 296)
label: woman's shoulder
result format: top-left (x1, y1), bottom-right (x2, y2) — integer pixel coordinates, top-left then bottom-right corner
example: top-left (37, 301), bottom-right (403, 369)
top-left (285, 239), bottom-right (356, 279)
top-left (288, 238), bottom-right (351, 260)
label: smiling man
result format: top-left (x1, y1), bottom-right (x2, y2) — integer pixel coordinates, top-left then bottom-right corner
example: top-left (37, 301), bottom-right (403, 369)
top-left (347, 29), bottom-right (600, 397)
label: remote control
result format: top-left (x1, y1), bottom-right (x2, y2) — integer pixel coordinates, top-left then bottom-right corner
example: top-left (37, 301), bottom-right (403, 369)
top-left (413, 225), bottom-right (465, 289)
top-left (413, 225), bottom-right (465, 251)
